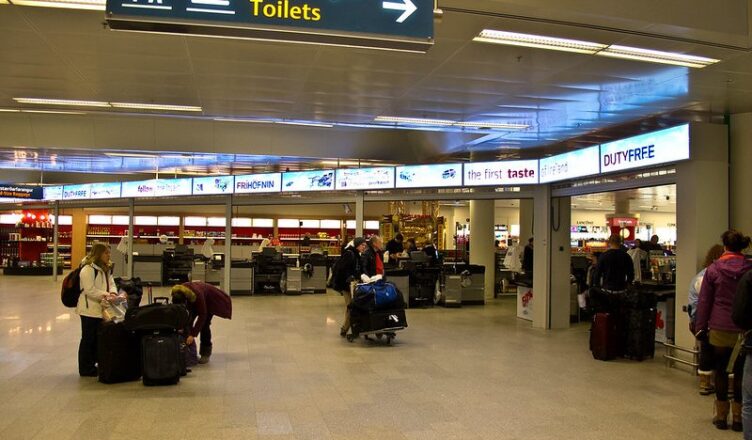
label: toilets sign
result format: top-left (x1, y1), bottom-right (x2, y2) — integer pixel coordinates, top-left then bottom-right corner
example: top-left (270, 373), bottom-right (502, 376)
top-left (106, 0), bottom-right (434, 51)
top-left (599, 124), bottom-right (690, 173)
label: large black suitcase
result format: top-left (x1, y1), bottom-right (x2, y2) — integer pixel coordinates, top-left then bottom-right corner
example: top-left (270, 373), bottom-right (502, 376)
top-left (141, 331), bottom-right (181, 386)
top-left (98, 321), bottom-right (141, 384)
top-left (624, 307), bottom-right (656, 361)
top-left (350, 308), bottom-right (407, 336)
top-left (125, 301), bottom-right (190, 332)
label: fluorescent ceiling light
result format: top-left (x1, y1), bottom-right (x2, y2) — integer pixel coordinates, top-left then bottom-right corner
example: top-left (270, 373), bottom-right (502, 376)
top-left (474, 29), bottom-right (607, 54)
top-left (5, 0), bottom-right (105, 10)
top-left (110, 102), bottom-right (202, 112)
top-left (375, 116), bottom-right (454, 126)
top-left (214, 117), bottom-right (275, 124)
top-left (320, 160), bottom-right (362, 166)
top-left (0, 109), bottom-right (20, 112)
top-left (454, 121), bottom-right (529, 130)
top-left (276, 121), bottom-right (333, 128)
top-left (22, 110), bottom-right (86, 115)
top-left (104, 153), bottom-right (157, 158)
top-left (13, 97), bottom-right (110, 107)
top-left (596, 45), bottom-right (719, 68)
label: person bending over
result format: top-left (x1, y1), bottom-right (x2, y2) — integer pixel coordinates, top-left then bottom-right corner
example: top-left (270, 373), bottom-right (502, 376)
top-left (171, 281), bottom-right (232, 364)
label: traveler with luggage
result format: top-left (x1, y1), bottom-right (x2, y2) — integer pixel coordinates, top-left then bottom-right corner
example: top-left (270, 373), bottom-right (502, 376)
top-left (171, 281), bottom-right (233, 364)
top-left (688, 244), bottom-right (725, 395)
top-left (591, 234), bottom-right (635, 310)
top-left (332, 237), bottom-right (367, 337)
top-left (76, 243), bottom-right (121, 377)
top-left (696, 229), bottom-right (752, 431)
top-left (732, 267), bottom-right (752, 439)
top-left (361, 235), bottom-right (385, 278)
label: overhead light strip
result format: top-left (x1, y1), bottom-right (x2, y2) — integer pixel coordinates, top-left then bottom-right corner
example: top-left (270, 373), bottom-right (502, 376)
top-left (374, 116), bottom-right (455, 126)
top-left (275, 121), bottom-right (333, 128)
top-left (13, 98), bottom-right (110, 107)
top-left (13, 97), bottom-right (203, 112)
top-left (110, 102), bottom-right (202, 112)
top-left (375, 116), bottom-right (529, 130)
top-left (4, 0), bottom-right (105, 10)
top-left (474, 29), bottom-right (720, 68)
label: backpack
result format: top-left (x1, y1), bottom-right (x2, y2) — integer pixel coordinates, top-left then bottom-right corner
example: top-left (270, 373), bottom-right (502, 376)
top-left (61, 265), bottom-right (98, 308)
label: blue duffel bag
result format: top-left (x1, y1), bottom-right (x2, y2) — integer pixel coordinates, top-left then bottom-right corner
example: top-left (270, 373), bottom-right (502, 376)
top-left (353, 280), bottom-right (402, 310)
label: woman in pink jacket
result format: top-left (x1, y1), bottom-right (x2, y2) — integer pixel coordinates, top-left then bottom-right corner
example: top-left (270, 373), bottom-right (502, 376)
top-left (697, 230), bottom-right (752, 431)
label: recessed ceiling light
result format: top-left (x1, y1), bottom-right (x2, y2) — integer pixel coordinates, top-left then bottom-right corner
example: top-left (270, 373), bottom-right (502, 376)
top-left (4, 0), bottom-right (105, 10)
top-left (455, 121), bottom-right (529, 130)
top-left (374, 116), bottom-right (454, 126)
top-left (21, 110), bottom-right (86, 115)
top-left (596, 45), bottom-right (719, 68)
top-left (110, 102), bottom-right (202, 112)
top-left (13, 97), bottom-right (110, 107)
top-left (474, 29), bottom-right (607, 54)
top-left (276, 121), bottom-right (333, 128)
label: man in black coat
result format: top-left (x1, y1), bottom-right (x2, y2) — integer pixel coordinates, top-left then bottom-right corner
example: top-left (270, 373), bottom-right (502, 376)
top-left (333, 237), bottom-right (367, 337)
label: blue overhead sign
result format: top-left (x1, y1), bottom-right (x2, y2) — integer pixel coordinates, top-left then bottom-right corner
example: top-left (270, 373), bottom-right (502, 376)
top-left (106, 0), bottom-right (434, 52)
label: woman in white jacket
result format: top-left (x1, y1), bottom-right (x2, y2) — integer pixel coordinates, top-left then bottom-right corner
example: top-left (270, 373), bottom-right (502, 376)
top-left (76, 243), bottom-right (120, 377)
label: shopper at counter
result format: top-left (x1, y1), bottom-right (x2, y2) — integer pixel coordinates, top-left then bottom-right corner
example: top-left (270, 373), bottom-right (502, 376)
top-left (386, 234), bottom-right (404, 256)
top-left (405, 238), bottom-right (418, 254)
top-left (333, 237), bottom-right (367, 337)
top-left (688, 244), bottom-right (725, 395)
top-left (171, 281), bottom-right (233, 365)
top-left (696, 230), bottom-right (752, 431)
top-left (362, 235), bottom-right (385, 277)
top-left (76, 243), bottom-right (120, 377)
top-left (592, 234), bottom-right (634, 294)
top-left (522, 237), bottom-right (534, 273)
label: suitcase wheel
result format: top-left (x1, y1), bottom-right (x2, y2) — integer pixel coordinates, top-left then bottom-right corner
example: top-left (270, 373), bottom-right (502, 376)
top-left (346, 334), bottom-right (355, 342)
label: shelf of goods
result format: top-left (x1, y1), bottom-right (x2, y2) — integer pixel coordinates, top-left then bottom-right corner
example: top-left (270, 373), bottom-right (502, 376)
top-left (278, 218), bottom-right (344, 255)
top-left (1, 212), bottom-right (73, 269)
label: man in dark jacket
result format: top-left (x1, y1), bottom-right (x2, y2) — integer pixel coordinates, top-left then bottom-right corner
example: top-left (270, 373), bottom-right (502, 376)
top-left (385, 234), bottom-right (404, 256)
top-left (592, 235), bottom-right (635, 293)
top-left (522, 237), bottom-right (534, 273)
top-left (361, 235), bottom-right (385, 278)
top-left (334, 237), bottom-right (367, 337)
top-left (171, 281), bottom-right (232, 364)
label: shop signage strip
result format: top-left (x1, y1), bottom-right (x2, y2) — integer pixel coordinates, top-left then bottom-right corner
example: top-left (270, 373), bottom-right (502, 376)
top-left (599, 124), bottom-right (690, 174)
top-left (0, 185), bottom-right (43, 200)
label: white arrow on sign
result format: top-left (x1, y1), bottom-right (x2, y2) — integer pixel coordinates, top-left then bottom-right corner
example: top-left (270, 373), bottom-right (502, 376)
top-left (382, 0), bottom-right (417, 23)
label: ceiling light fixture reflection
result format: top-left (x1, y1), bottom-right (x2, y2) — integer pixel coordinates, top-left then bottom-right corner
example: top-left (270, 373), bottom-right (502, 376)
top-left (213, 117), bottom-right (275, 124)
top-left (103, 153), bottom-right (157, 158)
top-left (13, 97), bottom-right (110, 107)
top-left (374, 116), bottom-right (454, 126)
top-left (276, 121), bottom-right (333, 128)
top-left (473, 29), bottom-right (607, 54)
top-left (4, 0), bottom-right (105, 10)
top-left (22, 110), bottom-right (86, 115)
top-left (596, 45), bottom-right (719, 68)
top-left (0, 109), bottom-right (20, 112)
top-left (455, 121), bottom-right (529, 130)
top-left (110, 102), bottom-right (202, 112)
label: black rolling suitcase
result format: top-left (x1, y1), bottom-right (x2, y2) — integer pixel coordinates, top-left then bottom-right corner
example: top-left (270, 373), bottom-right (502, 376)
top-left (98, 321), bottom-right (141, 384)
top-left (624, 307), bottom-right (656, 360)
top-left (141, 331), bottom-right (182, 386)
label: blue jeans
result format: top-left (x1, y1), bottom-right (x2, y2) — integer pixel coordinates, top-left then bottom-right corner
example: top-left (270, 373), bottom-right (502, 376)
top-left (744, 352), bottom-right (752, 440)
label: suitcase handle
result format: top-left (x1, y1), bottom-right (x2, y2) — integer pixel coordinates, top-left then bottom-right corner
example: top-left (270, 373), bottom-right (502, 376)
top-left (153, 297), bottom-right (170, 304)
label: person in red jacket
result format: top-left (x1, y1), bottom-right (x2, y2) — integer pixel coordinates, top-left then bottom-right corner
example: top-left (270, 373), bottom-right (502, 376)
top-left (171, 281), bottom-right (232, 364)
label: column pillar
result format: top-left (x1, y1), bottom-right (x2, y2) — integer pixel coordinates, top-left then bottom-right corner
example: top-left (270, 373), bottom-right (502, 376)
top-left (469, 199), bottom-right (495, 301)
top-left (355, 191), bottom-right (364, 237)
top-left (730, 113), bottom-right (752, 233)
top-left (532, 185), bottom-right (572, 329)
top-left (127, 199), bottom-right (134, 278)
top-left (223, 195), bottom-right (232, 293)
top-left (70, 209), bottom-right (87, 268)
top-left (675, 123), bottom-right (729, 349)
top-left (52, 201), bottom-right (59, 281)
top-left (519, 199), bottom-right (533, 245)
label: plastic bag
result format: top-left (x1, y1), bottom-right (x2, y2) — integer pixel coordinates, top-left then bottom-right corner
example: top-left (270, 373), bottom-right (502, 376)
top-left (102, 298), bottom-right (127, 323)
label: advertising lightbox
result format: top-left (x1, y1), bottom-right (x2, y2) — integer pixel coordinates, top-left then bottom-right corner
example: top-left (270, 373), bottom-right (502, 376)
top-left (395, 164), bottom-right (462, 188)
top-left (282, 170), bottom-right (334, 192)
top-left (539, 146), bottom-right (600, 183)
top-left (62, 184), bottom-right (91, 200)
top-left (43, 186), bottom-right (63, 201)
top-left (193, 175), bottom-right (234, 195)
top-left (599, 124), bottom-right (689, 173)
top-left (463, 160), bottom-right (539, 186)
top-left (89, 182), bottom-right (122, 199)
top-left (234, 173), bottom-right (282, 194)
top-left (122, 178), bottom-right (192, 198)
top-left (335, 167), bottom-right (394, 190)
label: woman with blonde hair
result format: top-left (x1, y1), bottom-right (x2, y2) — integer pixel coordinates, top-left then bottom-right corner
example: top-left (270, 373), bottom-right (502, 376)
top-left (76, 242), bottom-right (120, 377)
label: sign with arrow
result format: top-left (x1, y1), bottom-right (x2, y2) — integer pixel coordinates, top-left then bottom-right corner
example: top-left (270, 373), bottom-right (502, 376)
top-left (106, 0), bottom-right (434, 52)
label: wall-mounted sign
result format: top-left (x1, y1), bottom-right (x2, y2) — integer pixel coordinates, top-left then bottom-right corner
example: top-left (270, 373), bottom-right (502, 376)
top-left (282, 170), bottom-right (334, 192)
top-left (193, 175), bottom-right (234, 195)
top-left (106, 0), bottom-right (434, 52)
top-left (89, 182), bottom-right (122, 199)
top-left (122, 178), bottom-right (192, 198)
top-left (0, 185), bottom-right (43, 200)
top-left (335, 167), bottom-right (394, 190)
top-left (600, 124), bottom-right (689, 173)
top-left (395, 164), bottom-right (463, 188)
top-left (464, 160), bottom-right (538, 186)
top-left (63, 184), bottom-right (91, 200)
top-left (43, 186), bottom-right (63, 201)
top-left (234, 173), bottom-right (282, 194)
top-left (539, 146), bottom-right (600, 183)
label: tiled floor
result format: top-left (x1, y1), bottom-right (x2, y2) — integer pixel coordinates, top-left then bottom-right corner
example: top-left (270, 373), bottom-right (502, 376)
top-left (0, 275), bottom-right (734, 439)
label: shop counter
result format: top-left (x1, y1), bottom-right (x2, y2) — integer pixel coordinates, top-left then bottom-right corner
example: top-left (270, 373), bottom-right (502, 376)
top-left (516, 280), bottom-right (534, 321)
top-left (638, 282), bottom-right (676, 343)
top-left (385, 269), bottom-right (410, 307)
top-left (300, 254), bottom-right (328, 293)
top-left (230, 261), bottom-right (253, 295)
top-left (133, 255), bottom-right (162, 286)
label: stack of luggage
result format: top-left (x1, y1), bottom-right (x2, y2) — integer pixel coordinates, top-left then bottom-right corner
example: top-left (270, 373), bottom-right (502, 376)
top-left (589, 287), bottom-right (656, 361)
top-left (347, 280), bottom-right (407, 344)
top-left (622, 289), bottom-right (657, 361)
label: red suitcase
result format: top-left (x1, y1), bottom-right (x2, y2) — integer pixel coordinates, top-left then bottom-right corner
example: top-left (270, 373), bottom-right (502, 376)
top-left (590, 312), bottom-right (622, 361)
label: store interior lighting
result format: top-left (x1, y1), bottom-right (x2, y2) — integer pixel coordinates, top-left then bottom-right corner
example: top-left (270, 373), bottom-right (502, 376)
top-left (474, 29), bottom-right (720, 68)
top-left (13, 98), bottom-right (110, 107)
